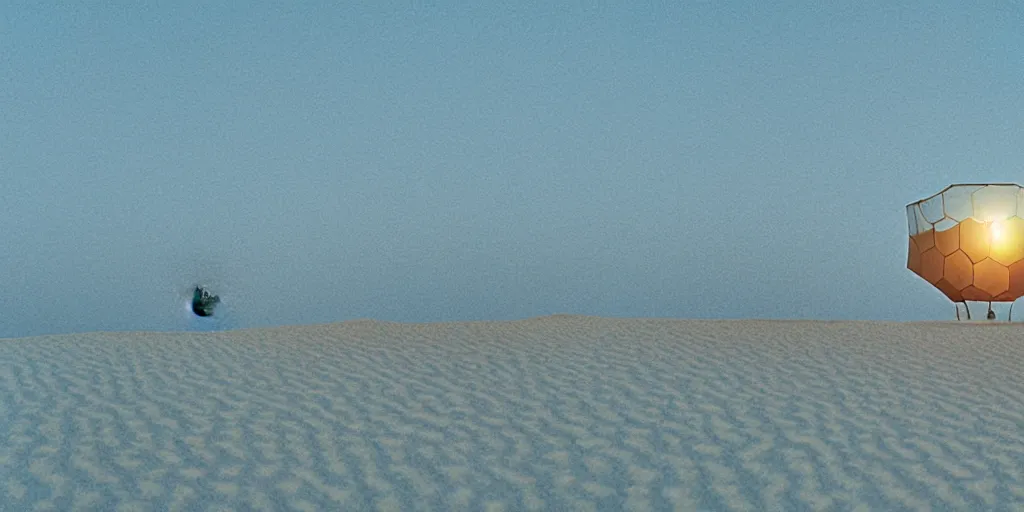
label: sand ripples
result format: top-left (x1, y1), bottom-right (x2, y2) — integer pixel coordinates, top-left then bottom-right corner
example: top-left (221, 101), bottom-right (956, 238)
top-left (3, 318), bottom-right (1024, 510)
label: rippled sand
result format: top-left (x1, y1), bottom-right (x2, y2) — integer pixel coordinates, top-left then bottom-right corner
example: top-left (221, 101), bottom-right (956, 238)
top-left (3, 317), bottom-right (1024, 510)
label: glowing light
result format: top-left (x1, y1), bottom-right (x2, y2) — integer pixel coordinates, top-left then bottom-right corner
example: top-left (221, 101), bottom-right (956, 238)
top-left (991, 221), bottom-right (1005, 243)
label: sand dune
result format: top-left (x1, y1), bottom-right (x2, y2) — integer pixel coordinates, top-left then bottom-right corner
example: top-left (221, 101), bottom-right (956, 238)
top-left (3, 316), bottom-right (1024, 510)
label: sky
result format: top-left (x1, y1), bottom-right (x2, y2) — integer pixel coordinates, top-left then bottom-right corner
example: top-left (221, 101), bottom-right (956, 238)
top-left (3, 2), bottom-right (1024, 337)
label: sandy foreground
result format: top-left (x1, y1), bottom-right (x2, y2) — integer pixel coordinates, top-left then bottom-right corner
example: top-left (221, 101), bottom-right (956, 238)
top-left (2, 316), bottom-right (1024, 511)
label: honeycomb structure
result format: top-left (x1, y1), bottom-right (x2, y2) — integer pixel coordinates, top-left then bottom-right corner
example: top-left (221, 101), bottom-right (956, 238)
top-left (907, 184), bottom-right (1024, 303)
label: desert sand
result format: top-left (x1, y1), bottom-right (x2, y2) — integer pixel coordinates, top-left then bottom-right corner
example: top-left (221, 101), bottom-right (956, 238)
top-left (2, 316), bottom-right (1024, 511)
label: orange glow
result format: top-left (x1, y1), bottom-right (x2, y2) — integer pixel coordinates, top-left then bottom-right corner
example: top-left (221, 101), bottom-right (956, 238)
top-left (908, 184), bottom-right (1024, 303)
top-left (909, 222), bottom-right (1024, 302)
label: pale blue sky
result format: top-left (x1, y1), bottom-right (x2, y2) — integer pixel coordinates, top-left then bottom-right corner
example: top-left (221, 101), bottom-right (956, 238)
top-left (3, 2), bottom-right (1024, 337)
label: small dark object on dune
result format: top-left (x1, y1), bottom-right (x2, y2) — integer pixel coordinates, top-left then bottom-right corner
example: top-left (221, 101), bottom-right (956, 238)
top-left (191, 286), bottom-right (220, 317)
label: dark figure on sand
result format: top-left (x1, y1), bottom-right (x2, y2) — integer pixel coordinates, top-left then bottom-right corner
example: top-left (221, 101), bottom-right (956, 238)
top-left (192, 286), bottom-right (220, 317)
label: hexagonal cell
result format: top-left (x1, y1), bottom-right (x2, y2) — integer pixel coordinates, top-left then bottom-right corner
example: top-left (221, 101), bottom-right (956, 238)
top-left (914, 204), bottom-right (931, 232)
top-left (934, 224), bottom-right (960, 256)
top-left (1008, 260), bottom-right (1024, 299)
top-left (912, 229), bottom-right (935, 252)
top-left (907, 238), bottom-right (922, 273)
top-left (919, 247), bottom-right (945, 283)
top-left (941, 185), bottom-right (983, 222)
top-left (961, 285), bottom-right (993, 302)
top-left (958, 218), bottom-right (990, 263)
top-left (934, 217), bottom-right (958, 232)
top-left (974, 258), bottom-right (1010, 297)
top-left (918, 193), bottom-right (944, 224)
top-left (906, 204), bottom-right (920, 235)
top-left (942, 250), bottom-right (973, 291)
top-left (934, 278), bottom-right (964, 302)
top-left (973, 185), bottom-right (1019, 222)
top-left (989, 216), bottom-right (1024, 266)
